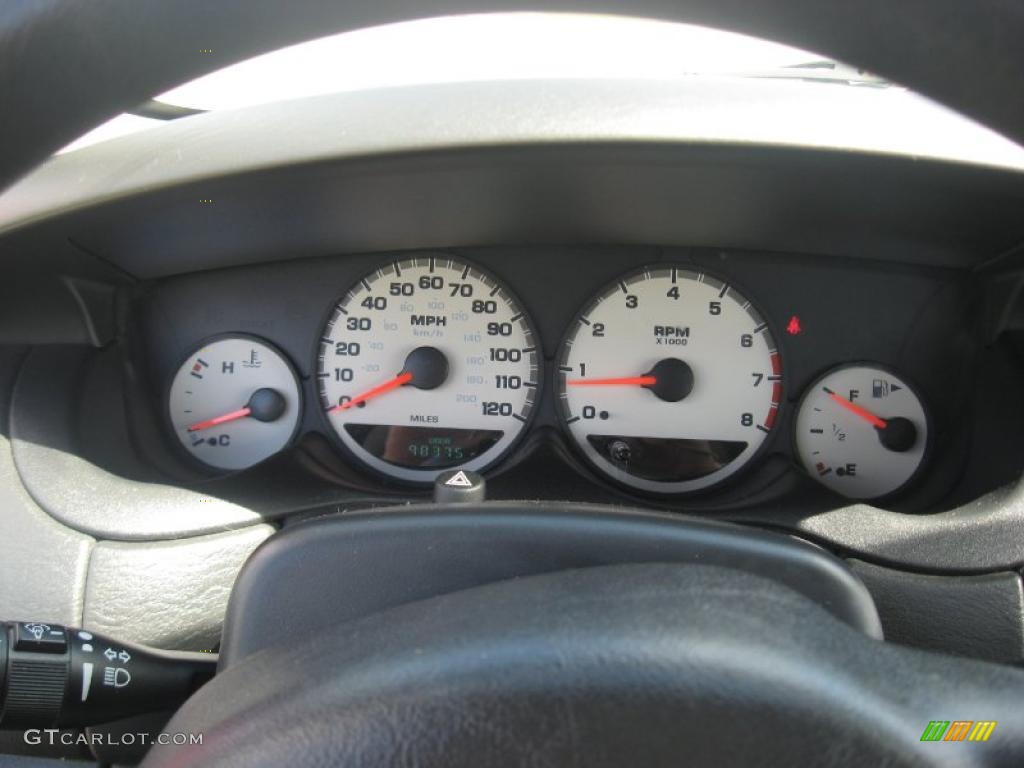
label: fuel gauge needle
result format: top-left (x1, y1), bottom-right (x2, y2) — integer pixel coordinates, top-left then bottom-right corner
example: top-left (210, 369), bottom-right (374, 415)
top-left (823, 387), bottom-right (887, 429)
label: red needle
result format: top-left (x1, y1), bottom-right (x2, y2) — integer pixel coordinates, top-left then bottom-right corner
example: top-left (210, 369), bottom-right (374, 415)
top-left (825, 389), bottom-right (888, 429)
top-left (328, 371), bottom-right (413, 413)
top-left (188, 407), bottom-right (252, 432)
top-left (567, 376), bottom-right (656, 387)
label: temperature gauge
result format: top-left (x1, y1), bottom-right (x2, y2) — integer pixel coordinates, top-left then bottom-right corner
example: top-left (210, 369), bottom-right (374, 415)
top-left (794, 364), bottom-right (928, 499)
top-left (168, 336), bottom-right (302, 470)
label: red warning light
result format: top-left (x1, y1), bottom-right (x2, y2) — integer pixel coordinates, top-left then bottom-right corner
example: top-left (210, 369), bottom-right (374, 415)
top-left (786, 316), bottom-right (803, 336)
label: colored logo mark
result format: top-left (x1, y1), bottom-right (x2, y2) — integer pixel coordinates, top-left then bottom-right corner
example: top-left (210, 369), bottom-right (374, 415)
top-left (920, 721), bottom-right (997, 742)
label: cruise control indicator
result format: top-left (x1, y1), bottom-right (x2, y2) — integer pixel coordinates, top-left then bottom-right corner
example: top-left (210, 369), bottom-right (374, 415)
top-left (317, 256), bottom-right (539, 484)
top-left (794, 364), bottom-right (929, 499)
top-left (557, 266), bottom-right (782, 494)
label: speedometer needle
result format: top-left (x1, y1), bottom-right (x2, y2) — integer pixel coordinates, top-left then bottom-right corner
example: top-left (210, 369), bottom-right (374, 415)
top-left (824, 387), bottom-right (887, 429)
top-left (329, 371), bottom-right (413, 413)
top-left (327, 346), bottom-right (451, 414)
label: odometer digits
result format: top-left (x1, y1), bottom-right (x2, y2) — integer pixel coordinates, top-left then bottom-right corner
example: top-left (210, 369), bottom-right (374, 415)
top-left (557, 266), bottom-right (781, 493)
top-left (318, 256), bottom-right (539, 483)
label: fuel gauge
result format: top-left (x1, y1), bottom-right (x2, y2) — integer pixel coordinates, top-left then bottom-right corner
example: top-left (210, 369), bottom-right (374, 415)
top-left (794, 364), bottom-right (929, 499)
top-left (168, 335), bottom-right (302, 471)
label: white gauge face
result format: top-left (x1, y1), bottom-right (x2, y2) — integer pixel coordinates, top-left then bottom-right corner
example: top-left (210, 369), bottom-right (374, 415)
top-left (168, 336), bottom-right (302, 470)
top-left (318, 256), bottom-right (539, 483)
top-left (557, 266), bottom-right (782, 493)
top-left (795, 365), bottom-right (928, 499)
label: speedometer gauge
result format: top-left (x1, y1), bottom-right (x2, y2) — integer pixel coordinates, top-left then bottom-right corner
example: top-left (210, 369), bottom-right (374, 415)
top-left (557, 266), bottom-right (781, 493)
top-left (318, 256), bottom-right (539, 483)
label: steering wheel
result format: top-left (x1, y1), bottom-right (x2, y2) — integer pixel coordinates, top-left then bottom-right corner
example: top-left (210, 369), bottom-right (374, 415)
top-left (4, 2), bottom-right (1024, 766)
top-left (145, 560), bottom-right (1024, 767)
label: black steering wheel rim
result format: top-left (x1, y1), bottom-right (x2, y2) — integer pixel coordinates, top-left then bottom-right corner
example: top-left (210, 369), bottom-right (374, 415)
top-left (143, 563), bottom-right (1024, 767)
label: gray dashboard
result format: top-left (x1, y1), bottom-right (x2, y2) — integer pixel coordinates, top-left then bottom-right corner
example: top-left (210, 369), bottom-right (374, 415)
top-left (1, 79), bottom-right (1024, 663)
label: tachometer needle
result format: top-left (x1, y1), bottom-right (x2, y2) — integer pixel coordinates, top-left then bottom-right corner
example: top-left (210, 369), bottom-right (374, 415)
top-left (568, 359), bottom-right (693, 402)
top-left (567, 375), bottom-right (657, 387)
top-left (329, 371), bottom-right (413, 413)
top-left (188, 407), bottom-right (251, 432)
top-left (824, 387), bottom-right (887, 429)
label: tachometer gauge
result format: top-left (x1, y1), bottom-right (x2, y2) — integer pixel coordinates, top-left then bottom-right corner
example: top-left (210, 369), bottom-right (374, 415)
top-left (318, 256), bottom-right (539, 483)
top-left (794, 364), bottom-right (928, 499)
top-left (168, 335), bottom-right (302, 470)
top-left (557, 266), bottom-right (782, 493)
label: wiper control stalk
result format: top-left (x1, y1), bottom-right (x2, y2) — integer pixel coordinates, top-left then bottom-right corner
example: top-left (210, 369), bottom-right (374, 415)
top-left (0, 621), bottom-right (215, 728)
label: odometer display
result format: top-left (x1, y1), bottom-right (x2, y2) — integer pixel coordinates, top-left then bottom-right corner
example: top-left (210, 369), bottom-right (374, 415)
top-left (557, 266), bottom-right (781, 493)
top-left (342, 424), bottom-right (502, 468)
top-left (318, 256), bottom-right (539, 483)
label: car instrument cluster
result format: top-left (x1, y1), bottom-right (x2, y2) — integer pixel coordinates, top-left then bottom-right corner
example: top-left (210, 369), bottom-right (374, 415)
top-left (159, 249), bottom-right (947, 504)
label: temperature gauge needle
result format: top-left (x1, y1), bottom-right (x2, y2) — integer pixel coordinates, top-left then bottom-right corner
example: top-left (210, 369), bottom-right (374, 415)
top-left (187, 388), bottom-right (288, 431)
top-left (824, 387), bottom-right (887, 429)
top-left (188, 407), bottom-right (251, 432)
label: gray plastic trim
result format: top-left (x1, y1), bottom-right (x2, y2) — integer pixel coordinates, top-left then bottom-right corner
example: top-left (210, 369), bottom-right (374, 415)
top-left (16, 142), bottom-right (1024, 285)
top-left (8, 347), bottom-right (265, 540)
top-left (0, 348), bottom-right (93, 627)
top-left (742, 474), bottom-right (1024, 574)
top-left (0, 345), bottom-right (276, 660)
top-left (83, 525), bottom-right (274, 652)
top-left (848, 559), bottom-right (1024, 664)
top-left (2, 77), bottom-right (1022, 239)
